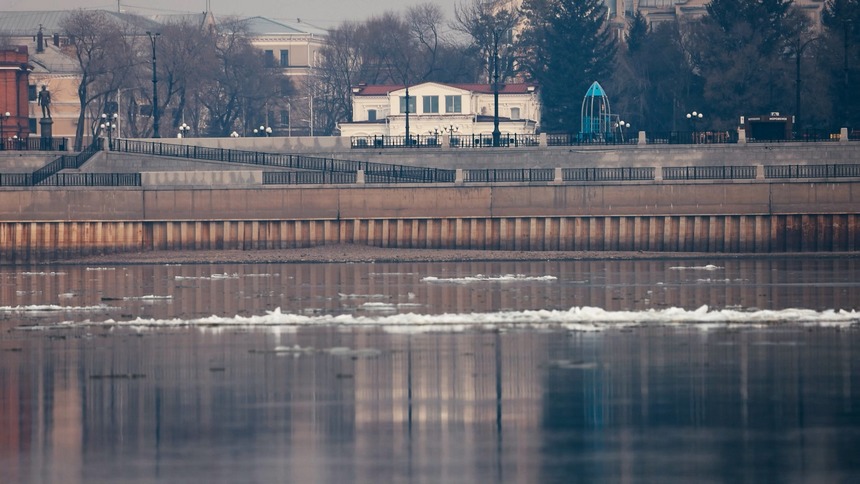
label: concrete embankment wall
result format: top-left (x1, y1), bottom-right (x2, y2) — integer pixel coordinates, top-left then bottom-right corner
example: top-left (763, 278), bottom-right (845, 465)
top-left (1, 180), bottom-right (858, 263)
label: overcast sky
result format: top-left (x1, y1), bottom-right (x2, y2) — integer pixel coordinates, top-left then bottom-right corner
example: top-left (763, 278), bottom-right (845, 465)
top-left (5, 0), bottom-right (462, 29)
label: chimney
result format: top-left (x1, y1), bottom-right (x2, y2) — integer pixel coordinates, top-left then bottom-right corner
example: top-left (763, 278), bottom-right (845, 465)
top-left (36, 25), bottom-right (44, 53)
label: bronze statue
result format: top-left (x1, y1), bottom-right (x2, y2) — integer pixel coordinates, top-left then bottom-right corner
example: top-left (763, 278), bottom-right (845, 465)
top-left (37, 85), bottom-right (51, 119)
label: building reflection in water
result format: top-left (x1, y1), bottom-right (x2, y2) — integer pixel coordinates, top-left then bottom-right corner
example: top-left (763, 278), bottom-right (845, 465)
top-left (0, 257), bottom-right (858, 482)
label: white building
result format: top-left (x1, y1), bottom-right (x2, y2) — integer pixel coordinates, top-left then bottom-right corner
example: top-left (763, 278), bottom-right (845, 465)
top-left (339, 82), bottom-right (540, 138)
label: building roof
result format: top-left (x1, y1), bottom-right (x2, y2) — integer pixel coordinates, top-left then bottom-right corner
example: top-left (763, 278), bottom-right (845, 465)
top-left (0, 10), bottom-right (161, 35)
top-left (352, 82), bottom-right (538, 96)
top-left (235, 16), bottom-right (327, 37)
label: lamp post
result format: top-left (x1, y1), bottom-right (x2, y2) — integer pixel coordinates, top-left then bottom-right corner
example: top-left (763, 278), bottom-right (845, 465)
top-left (146, 31), bottom-right (161, 138)
top-left (843, 19), bottom-right (852, 128)
top-left (179, 123), bottom-right (190, 139)
top-left (794, 36), bottom-right (819, 136)
top-left (615, 119), bottom-right (630, 142)
top-left (253, 125), bottom-right (272, 137)
top-left (100, 113), bottom-right (118, 149)
top-left (492, 30), bottom-right (501, 147)
top-left (0, 112), bottom-right (9, 150)
top-left (404, 85), bottom-right (411, 145)
top-left (686, 111), bottom-right (703, 142)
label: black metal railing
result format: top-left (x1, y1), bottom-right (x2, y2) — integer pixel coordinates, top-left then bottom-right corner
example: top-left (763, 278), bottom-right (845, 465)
top-left (563, 167), bottom-right (655, 181)
top-left (351, 134), bottom-right (539, 149)
top-left (263, 171), bottom-right (357, 185)
top-left (464, 168), bottom-right (554, 183)
top-left (31, 139), bottom-right (103, 185)
top-left (849, 129), bottom-right (860, 141)
top-left (746, 129), bottom-right (840, 143)
top-left (765, 164), bottom-right (860, 179)
top-left (663, 165), bottom-right (756, 180)
top-left (0, 137), bottom-right (69, 151)
top-left (646, 131), bottom-right (738, 145)
top-left (546, 133), bottom-right (638, 146)
top-left (37, 173), bottom-right (141, 187)
top-left (115, 139), bottom-right (455, 183)
top-left (351, 135), bottom-right (441, 149)
top-left (451, 134), bottom-right (539, 148)
top-left (0, 173), bottom-right (33, 186)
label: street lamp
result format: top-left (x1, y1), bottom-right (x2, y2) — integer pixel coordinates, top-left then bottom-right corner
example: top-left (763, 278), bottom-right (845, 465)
top-left (146, 31), bottom-right (161, 138)
top-left (0, 112), bottom-right (9, 150)
top-left (686, 111), bottom-right (703, 130)
top-left (230, 131), bottom-right (240, 138)
top-left (100, 113), bottom-right (118, 149)
top-left (615, 119), bottom-right (630, 142)
top-left (794, 36), bottom-right (819, 136)
top-left (178, 123), bottom-right (190, 138)
top-left (253, 125), bottom-right (272, 137)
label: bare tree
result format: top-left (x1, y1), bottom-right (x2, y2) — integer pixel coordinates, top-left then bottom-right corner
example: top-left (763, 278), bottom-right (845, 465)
top-left (196, 21), bottom-right (281, 136)
top-left (61, 10), bottom-right (136, 150)
top-left (453, 0), bottom-right (521, 83)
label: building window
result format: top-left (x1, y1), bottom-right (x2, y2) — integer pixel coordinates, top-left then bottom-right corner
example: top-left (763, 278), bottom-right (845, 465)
top-left (422, 95), bottom-right (439, 113)
top-left (280, 110), bottom-right (289, 126)
top-left (264, 50), bottom-right (275, 67)
top-left (28, 85), bottom-right (37, 101)
top-left (280, 50), bottom-right (289, 67)
top-left (400, 96), bottom-right (416, 114)
top-left (368, 109), bottom-right (377, 121)
top-left (510, 107), bottom-right (520, 120)
top-left (445, 95), bottom-right (461, 113)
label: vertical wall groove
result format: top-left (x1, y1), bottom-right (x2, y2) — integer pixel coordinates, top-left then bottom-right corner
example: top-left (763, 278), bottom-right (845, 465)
top-left (1, 215), bottom-right (858, 263)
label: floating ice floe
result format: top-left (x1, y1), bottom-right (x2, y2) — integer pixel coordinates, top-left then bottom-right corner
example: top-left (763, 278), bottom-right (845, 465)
top-left (32, 305), bottom-right (860, 334)
top-left (421, 274), bottom-right (558, 283)
top-left (669, 265), bottom-right (723, 271)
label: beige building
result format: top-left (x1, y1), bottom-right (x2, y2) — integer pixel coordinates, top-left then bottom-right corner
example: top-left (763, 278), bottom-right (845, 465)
top-left (0, 10), bottom-right (327, 143)
top-left (242, 16), bottom-right (327, 136)
top-left (339, 81), bottom-right (541, 138)
top-left (604, 0), bottom-right (826, 30)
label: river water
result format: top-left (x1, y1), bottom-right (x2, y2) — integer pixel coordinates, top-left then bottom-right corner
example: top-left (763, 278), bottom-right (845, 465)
top-left (1, 257), bottom-right (859, 483)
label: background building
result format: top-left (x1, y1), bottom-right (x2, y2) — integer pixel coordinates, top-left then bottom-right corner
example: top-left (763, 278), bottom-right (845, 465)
top-left (339, 82), bottom-right (540, 138)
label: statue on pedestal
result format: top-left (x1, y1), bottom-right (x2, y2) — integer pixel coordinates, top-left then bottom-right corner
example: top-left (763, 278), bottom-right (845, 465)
top-left (37, 85), bottom-right (52, 119)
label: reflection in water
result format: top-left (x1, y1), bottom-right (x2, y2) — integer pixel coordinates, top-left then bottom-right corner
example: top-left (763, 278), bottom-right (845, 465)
top-left (0, 257), bottom-right (858, 482)
top-left (2, 258), bottom-right (859, 324)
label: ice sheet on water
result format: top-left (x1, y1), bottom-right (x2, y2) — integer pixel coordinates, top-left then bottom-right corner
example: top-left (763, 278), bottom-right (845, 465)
top-left (174, 273), bottom-right (239, 281)
top-left (669, 265), bottom-right (723, 271)
top-left (421, 274), bottom-right (558, 283)
top-left (2, 304), bottom-right (113, 313)
top-left (38, 305), bottom-right (860, 333)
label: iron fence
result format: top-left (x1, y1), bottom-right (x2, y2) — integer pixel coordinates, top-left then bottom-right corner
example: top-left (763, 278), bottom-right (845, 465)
top-left (0, 173), bottom-right (33, 186)
top-left (451, 134), bottom-right (539, 148)
top-left (546, 133), bottom-right (638, 146)
top-left (37, 173), bottom-right (141, 187)
top-left (351, 135), bottom-right (441, 148)
top-left (115, 139), bottom-right (456, 183)
top-left (563, 167), bottom-right (654, 182)
top-left (0, 137), bottom-right (69, 151)
top-left (765, 164), bottom-right (860, 179)
top-left (464, 168), bottom-right (554, 183)
top-left (31, 140), bottom-right (102, 185)
top-left (263, 171), bottom-right (357, 185)
top-left (646, 131), bottom-right (738, 145)
top-left (663, 165), bottom-right (756, 180)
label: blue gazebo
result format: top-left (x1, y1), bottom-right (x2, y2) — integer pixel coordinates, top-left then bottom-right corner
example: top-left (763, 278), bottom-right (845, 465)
top-left (580, 81), bottom-right (615, 141)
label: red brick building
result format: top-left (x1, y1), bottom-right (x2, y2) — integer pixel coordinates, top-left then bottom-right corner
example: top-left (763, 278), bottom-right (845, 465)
top-left (0, 46), bottom-right (32, 141)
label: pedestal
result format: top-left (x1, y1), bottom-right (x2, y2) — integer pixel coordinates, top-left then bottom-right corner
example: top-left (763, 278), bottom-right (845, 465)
top-left (39, 118), bottom-right (54, 150)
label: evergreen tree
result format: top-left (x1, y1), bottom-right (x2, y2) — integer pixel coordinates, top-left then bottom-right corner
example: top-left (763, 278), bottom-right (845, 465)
top-left (518, 0), bottom-right (616, 132)
top-left (821, 0), bottom-right (860, 128)
top-left (688, 0), bottom-right (806, 128)
top-left (611, 20), bottom-right (694, 133)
